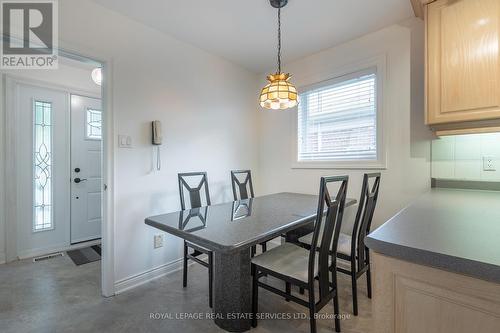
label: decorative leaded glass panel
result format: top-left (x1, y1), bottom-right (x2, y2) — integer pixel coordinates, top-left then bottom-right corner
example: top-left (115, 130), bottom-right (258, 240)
top-left (86, 108), bottom-right (102, 140)
top-left (34, 101), bottom-right (53, 231)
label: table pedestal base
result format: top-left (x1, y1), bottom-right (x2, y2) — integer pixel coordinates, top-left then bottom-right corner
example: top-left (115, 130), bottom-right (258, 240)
top-left (213, 248), bottom-right (251, 332)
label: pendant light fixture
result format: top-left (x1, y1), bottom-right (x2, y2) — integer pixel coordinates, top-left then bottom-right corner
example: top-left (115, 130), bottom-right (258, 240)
top-left (260, 0), bottom-right (298, 110)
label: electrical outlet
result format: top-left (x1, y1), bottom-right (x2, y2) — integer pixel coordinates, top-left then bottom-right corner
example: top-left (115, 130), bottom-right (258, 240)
top-left (483, 156), bottom-right (496, 171)
top-left (154, 234), bottom-right (163, 249)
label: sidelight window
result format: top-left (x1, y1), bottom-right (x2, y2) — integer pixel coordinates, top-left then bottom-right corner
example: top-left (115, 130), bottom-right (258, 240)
top-left (33, 100), bottom-right (53, 232)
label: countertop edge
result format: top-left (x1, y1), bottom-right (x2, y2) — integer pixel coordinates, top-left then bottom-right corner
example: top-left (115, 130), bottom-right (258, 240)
top-left (365, 236), bottom-right (500, 284)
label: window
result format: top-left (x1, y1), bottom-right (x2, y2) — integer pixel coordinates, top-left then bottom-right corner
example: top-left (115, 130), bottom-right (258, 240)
top-left (86, 108), bottom-right (102, 140)
top-left (296, 68), bottom-right (383, 168)
top-left (33, 101), bottom-right (53, 231)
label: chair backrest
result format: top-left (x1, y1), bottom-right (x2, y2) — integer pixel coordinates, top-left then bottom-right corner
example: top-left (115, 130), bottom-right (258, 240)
top-left (351, 173), bottom-right (381, 272)
top-left (178, 172), bottom-right (211, 210)
top-left (308, 175), bottom-right (348, 300)
top-left (231, 170), bottom-right (254, 200)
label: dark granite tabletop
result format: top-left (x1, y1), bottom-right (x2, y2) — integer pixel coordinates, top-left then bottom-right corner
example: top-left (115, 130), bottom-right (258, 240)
top-left (145, 192), bottom-right (357, 253)
top-left (366, 188), bottom-right (500, 284)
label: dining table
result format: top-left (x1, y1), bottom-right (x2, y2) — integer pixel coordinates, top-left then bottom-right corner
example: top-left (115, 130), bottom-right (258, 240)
top-left (145, 192), bottom-right (357, 332)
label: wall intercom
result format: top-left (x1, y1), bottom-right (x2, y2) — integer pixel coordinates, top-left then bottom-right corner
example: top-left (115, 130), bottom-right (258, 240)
top-left (152, 120), bottom-right (162, 170)
top-left (152, 120), bottom-right (162, 145)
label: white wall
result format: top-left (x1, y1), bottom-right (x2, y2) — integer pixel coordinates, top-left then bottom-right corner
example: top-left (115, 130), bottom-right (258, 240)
top-left (0, 0), bottom-right (260, 288)
top-left (56, 0), bottom-right (260, 285)
top-left (257, 19), bottom-right (432, 230)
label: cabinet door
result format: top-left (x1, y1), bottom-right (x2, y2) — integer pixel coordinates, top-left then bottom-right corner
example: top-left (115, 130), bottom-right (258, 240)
top-left (372, 253), bottom-right (500, 333)
top-left (427, 0), bottom-right (500, 125)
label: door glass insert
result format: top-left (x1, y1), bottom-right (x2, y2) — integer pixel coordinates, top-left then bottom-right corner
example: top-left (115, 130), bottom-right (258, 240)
top-left (33, 101), bottom-right (53, 232)
top-left (86, 108), bottom-right (102, 140)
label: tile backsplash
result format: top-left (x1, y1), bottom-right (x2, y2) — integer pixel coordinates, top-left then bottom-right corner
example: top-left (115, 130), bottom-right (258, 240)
top-left (431, 133), bottom-right (500, 181)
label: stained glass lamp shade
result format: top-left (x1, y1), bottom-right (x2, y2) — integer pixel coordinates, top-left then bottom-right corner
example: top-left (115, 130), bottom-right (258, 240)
top-left (260, 1), bottom-right (298, 110)
top-left (260, 73), bottom-right (298, 110)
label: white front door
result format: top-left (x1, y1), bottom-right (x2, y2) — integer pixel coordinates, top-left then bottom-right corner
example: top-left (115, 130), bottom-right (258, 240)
top-left (70, 95), bottom-right (102, 244)
top-left (15, 83), bottom-right (70, 257)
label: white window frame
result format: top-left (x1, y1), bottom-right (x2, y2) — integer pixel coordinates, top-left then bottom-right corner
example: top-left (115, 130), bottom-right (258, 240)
top-left (291, 56), bottom-right (386, 169)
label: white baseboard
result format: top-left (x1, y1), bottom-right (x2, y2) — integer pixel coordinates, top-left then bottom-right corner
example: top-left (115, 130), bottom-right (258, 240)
top-left (16, 239), bottom-right (101, 261)
top-left (114, 257), bottom-right (184, 295)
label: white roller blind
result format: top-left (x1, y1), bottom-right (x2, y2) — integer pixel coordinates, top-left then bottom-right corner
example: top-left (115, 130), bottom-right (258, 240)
top-left (297, 70), bottom-right (377, 162)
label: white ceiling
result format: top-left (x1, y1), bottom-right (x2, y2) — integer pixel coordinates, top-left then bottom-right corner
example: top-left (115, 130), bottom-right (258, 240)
top-left (90, 0), bottom-right (414, 73)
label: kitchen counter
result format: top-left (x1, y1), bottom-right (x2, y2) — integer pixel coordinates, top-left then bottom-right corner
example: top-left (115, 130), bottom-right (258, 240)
top-left (366, 188), bottom-right (500, 283)
top-left (366, 187), bottom-right (500, 333)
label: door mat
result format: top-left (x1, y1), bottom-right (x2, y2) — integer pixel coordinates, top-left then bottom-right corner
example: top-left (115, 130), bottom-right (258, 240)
top-left (67, 245), bottom-right (101, 266)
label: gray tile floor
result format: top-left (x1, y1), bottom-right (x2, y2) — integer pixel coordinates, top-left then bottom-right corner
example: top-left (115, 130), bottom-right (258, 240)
top-left (0, 254), bottom-right (373, 333)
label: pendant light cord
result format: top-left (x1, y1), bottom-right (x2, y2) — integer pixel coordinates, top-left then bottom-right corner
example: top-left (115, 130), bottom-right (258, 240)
top-left (277, 7), bottom-right (281, 74)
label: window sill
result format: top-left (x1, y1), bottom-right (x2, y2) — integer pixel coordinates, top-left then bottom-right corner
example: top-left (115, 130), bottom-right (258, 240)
top-left (291, 161), bottom-right (386, 170)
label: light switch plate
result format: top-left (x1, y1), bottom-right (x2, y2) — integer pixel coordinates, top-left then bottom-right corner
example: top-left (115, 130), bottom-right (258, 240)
top-left (118, 135), bottom-right (132, 148)
top-left (483, 156), bottom-right (496, 171)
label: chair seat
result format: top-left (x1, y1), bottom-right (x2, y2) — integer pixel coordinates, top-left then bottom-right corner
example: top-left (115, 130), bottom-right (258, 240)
top-left (298, 232), bottom-right (352, 256)
top-left (251, 243), bottom-right (322, 283)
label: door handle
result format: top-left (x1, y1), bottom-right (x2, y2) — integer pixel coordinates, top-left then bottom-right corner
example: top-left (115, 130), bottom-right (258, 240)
top-left (74, 178), bottom-right (87, 183)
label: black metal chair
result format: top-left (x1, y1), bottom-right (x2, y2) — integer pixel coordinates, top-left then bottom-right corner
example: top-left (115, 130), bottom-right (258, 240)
top-left (231, 170), bottom-right (255, 200)
top-left (298, 173), bottom-right (381, 316)
top-left (231, 170), bottom-right (267, 256)
top-left (251, 176), bottom-right (348, 333)
top-left (178, 172), bottom-right (213, 308)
